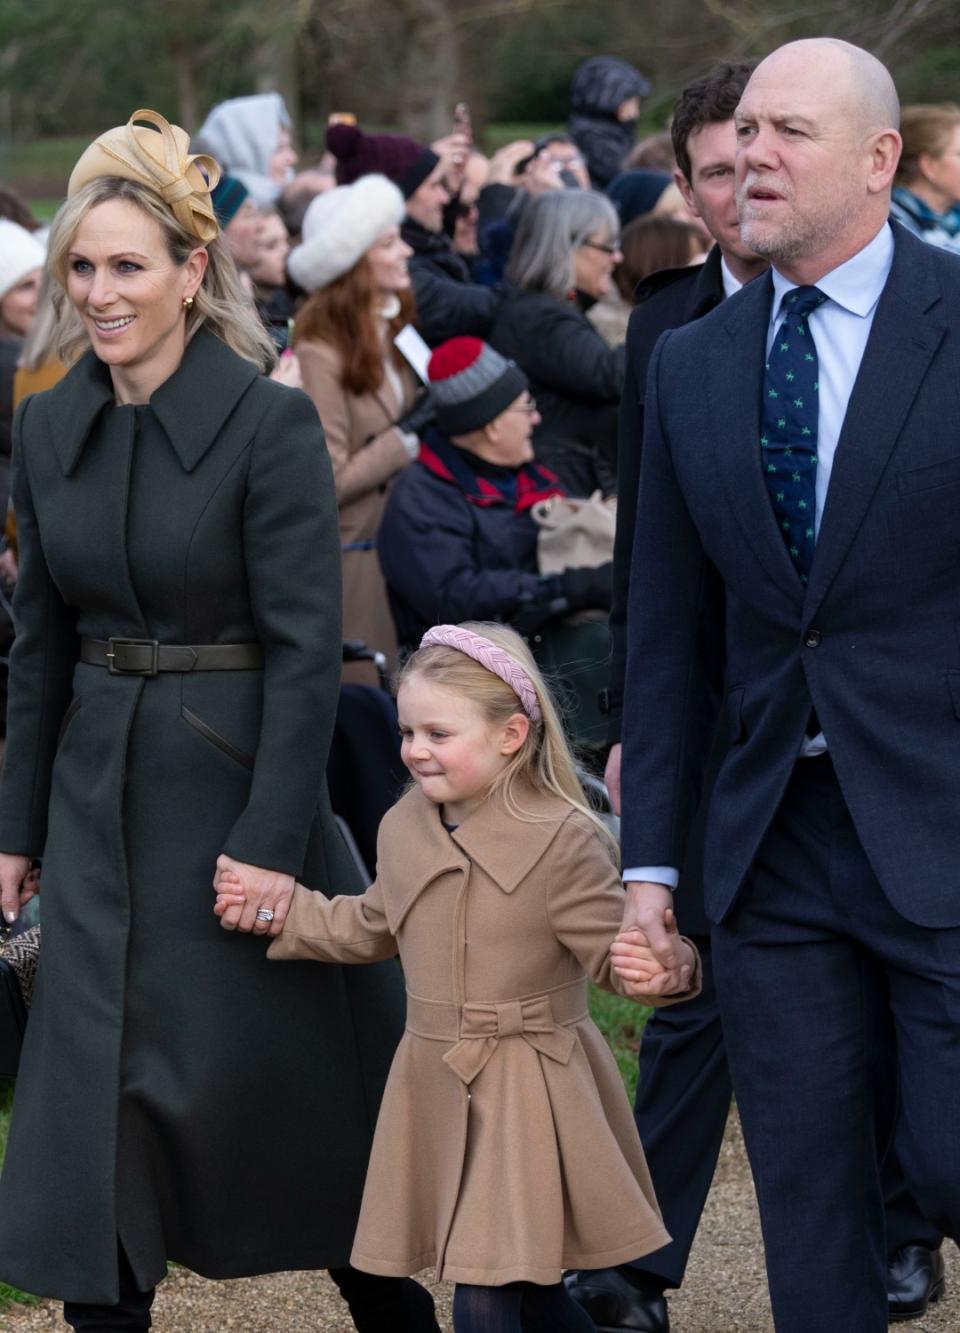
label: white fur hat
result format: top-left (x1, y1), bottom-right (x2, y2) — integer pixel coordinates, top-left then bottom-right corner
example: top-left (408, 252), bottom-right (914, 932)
top-left (0, 219), bottom-right (46, 302)
top-left (287, 174), bottom-right (406, 292)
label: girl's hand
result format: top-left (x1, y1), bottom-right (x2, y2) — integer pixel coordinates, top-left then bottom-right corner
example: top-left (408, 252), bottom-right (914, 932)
top-left (611, 911), bottom-right (695, 998)
top-left (213, 855), bottom-right (294, 937)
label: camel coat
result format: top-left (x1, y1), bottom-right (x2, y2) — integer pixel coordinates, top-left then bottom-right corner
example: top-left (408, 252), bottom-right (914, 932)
top-left (268, 784), bottom-right (700, 1286)
top-left (298, 337), bottom-right (417, 685)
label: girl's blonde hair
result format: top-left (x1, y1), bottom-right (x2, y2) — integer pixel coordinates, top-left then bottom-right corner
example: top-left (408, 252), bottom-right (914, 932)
top-left (45, 177), bottom-right (276, 371)
top-left (399, 621), bottom-right (619, 864)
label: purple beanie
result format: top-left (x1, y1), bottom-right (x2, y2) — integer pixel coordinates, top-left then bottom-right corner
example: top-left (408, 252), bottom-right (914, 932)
top-left (326, 123), bottom-right (440, 199)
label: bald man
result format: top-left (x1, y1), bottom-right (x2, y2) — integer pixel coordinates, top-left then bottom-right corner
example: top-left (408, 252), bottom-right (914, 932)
top-left (619, 39), bottom-right (959, 1331)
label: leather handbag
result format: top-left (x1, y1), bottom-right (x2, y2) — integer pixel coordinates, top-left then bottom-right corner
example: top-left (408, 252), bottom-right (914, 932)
top-left (529, 491), bottom-right (616, 575)
top-left (0, 924), bottom-right (40, 1079)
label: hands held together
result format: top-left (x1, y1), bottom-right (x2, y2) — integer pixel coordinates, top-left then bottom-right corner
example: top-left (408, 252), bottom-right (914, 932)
top-left (212, 854), bottom-right (294, 937)
top-left (610, 906), bottom-right (696, 1000)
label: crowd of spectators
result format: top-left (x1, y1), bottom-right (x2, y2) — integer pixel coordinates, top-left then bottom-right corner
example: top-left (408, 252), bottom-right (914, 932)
top-left (3, 59), bottom-right (960, 731)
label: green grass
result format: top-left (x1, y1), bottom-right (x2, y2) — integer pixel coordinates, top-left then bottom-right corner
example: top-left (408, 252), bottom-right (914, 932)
top-left (589, 984), bottom-right (649, 1103)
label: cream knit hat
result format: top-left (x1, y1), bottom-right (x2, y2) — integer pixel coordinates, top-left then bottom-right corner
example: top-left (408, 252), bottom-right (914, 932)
top-left (0, 219), bottom-right (46, 302)
top-left (286, 175), bottom-right (405, 293)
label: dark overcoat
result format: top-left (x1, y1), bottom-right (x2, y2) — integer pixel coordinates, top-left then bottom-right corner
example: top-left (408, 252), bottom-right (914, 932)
top-left (0, 328), bottom-right (405, 1303)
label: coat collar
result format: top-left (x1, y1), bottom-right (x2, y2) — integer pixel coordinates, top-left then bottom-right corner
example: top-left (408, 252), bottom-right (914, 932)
top-left (386, 784), bottom-right (575, 929)
top-left (47, 327), bottom-right (260, 476)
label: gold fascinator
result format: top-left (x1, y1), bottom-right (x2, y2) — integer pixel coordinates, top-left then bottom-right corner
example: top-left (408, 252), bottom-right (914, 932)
top-left (67, 108), bottom-right (222, 244)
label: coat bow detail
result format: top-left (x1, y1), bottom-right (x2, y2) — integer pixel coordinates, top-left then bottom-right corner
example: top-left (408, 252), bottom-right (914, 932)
top-left (442, 996), bottom-right (577, 1085)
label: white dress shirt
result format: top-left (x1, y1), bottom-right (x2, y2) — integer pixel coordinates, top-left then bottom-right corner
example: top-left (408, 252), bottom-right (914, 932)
top-left (624, 224), bottom-right (896, 888)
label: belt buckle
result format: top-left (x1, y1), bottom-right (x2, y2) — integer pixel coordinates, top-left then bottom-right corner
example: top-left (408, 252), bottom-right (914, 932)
top-left (106, 637), bottom-right (160, 676)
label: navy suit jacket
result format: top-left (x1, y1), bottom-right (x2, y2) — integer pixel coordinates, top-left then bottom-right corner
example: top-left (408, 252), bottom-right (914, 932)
top-left (620, 223), bottom-right (960, 928)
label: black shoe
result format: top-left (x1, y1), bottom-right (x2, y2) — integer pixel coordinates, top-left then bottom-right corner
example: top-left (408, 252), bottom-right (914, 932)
top-left (887, 1244), bottom-right (945, 1322)
top-left (564, 1266), bottom-right (669, 1333)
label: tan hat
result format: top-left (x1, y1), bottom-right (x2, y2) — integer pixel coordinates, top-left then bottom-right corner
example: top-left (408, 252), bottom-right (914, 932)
top-left (68, 109), bottom-right (221, 244)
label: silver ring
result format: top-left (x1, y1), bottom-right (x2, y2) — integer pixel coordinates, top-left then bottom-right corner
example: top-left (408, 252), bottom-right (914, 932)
top-left (255, 908), bottom-right (275, 923)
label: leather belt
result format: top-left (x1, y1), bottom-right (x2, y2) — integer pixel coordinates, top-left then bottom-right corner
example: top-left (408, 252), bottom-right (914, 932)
top-left (80, 637), bottom-right (264, 676)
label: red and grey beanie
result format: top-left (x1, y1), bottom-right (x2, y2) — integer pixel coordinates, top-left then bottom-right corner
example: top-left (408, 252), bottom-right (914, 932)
top-left (326, 122), bottom-right (440, 199)
top-left (427, 338), bottom-right (528, 437)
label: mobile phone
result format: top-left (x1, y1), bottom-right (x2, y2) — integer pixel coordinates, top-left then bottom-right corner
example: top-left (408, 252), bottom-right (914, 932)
top-left (453, 102), bottom-right (472, 144)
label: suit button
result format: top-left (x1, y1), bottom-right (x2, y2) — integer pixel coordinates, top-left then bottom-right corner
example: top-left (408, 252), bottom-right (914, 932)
top-left (804, 629), bottom-right (822, 648)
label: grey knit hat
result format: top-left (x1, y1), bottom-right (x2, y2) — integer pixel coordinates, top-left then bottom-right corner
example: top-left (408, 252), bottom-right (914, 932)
top-left (427, 337), bottom-right (528, 436)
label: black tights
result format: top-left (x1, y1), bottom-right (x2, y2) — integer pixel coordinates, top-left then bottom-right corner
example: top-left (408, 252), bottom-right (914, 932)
top-left (452, 1281), bottom-right (595, 1333)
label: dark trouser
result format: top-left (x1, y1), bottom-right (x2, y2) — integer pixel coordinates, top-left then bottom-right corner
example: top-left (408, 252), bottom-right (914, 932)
top-left (63, 1247), bottom-right (154, 1332)
top-left (711, 754), bottom-right (960, 1333)
top-left (452, 1281), bottom-right (594, 1332)
top-left (628, 936), bottom-right (732, 1288)
top-left (328, 1266), bottom-right (438, 1331)
top-left (63, 1257), bottom-right (436, 1333)
top-left (628, 933), bottom-right (942, 1290)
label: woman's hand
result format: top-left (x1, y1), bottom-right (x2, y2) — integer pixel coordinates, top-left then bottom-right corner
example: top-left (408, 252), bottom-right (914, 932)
top-left (0, 853), bottom-right (36, 925)
top-left (213, 854), bottom-right (294, 937)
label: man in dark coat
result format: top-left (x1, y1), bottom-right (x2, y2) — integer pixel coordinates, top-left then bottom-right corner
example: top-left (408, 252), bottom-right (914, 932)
top-left (574, 60), bottom-right (944, 1333)
top-left (327, 122), bottom-right (501, 347)
top-left (619, 39), bottom-right (960, 1333)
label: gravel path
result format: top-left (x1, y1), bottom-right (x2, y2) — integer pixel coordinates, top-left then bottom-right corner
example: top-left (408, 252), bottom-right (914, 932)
top-left (1, 1110), bottom-right (955, 1331)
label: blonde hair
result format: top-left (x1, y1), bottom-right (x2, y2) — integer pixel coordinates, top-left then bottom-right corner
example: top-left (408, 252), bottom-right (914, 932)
top-left (45, 177), bottom-right (276, 370)
top-left (399, 622), bottom-right (619, 863)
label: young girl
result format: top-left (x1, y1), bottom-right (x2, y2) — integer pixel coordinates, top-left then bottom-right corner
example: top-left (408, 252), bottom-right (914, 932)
top-left (215, 622), bottom-right (699, 1332)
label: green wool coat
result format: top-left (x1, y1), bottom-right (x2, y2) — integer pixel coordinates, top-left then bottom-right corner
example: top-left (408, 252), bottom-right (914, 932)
top-left (0, 328), bottom-right (405, 1303)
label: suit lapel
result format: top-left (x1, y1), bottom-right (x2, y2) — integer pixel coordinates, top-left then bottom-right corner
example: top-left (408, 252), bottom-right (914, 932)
top-left (804, 230), bottom-right (946, 620)
top-left (713, 272), bottom-right (805, 605)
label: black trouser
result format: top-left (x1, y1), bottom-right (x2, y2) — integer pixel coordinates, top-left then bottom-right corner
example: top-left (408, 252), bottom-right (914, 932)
top-left (63, 1256), bottom-right (436, 1333)
top-left (712, 755), bottom-right (960, 1333)
top-left (327, 1266), bottom-right (438, 1331)
top-left (63, 1246), bottom-right (154, 1332)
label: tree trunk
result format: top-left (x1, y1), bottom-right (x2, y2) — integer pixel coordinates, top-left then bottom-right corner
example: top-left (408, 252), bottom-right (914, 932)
top-left (395, 0), bottom-right (460, 142)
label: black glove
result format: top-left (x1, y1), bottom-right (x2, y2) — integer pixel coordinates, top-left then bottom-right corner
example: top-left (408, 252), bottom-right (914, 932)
top-left (559, 562), bottom-right (613, 613)
top-left (394, 389), bottom-right (436, 438)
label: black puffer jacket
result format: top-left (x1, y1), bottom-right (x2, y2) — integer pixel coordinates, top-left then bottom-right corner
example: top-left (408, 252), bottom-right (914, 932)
top-left (402, 217), bottom-right (502, 346)
top-left (568, 56), bottom-right (651, 188)
top-left (488, 287), bottom-right (625, 497)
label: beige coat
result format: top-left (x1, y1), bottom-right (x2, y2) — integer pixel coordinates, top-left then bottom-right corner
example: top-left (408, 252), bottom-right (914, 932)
top-left (268, 784), bottom-right (700, 1286)
top-left (298, 337), bottom-right (417, 684)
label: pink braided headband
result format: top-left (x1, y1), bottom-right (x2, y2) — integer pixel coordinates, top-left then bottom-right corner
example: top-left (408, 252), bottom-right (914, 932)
top-left (419, 625), bottom-right (543, 722)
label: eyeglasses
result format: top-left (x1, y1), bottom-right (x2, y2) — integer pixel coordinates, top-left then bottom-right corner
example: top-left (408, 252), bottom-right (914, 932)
top-left (507, 397), bottom-right (538, 415)
top-left (581, 238), bottom-right (622, 256)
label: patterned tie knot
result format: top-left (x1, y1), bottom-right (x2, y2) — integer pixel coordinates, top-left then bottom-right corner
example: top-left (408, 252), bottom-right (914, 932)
top-left (782, 286), bottom-right (827, 320)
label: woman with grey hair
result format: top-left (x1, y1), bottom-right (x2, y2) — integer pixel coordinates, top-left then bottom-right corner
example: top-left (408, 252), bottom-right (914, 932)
top-left (488, 190), bottom-right (625, 495)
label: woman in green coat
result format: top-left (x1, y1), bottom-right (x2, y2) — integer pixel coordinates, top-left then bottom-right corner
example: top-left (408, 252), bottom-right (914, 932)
top-left (0, 112), bottom-right (437, 1333)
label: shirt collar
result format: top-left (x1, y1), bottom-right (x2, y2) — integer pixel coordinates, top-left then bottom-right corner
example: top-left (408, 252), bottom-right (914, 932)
top-left (770, 221), bottom-right (894, 326)
top-left (720, 255), bottom-right (744, 299)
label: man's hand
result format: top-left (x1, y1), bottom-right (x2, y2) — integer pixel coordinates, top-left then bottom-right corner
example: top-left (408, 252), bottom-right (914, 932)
top-left (0, 853), bottom-right (34, 925)
top-left (213, 854), bottom-right (294, 937)
top-left (619, 880), bottom-right (688, 988)
top-left (604, 742), bottom-right (621, 816)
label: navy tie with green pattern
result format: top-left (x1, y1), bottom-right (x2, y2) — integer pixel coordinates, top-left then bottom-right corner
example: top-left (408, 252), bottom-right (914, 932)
top-left (760, 285), bottom-right (826, 582)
